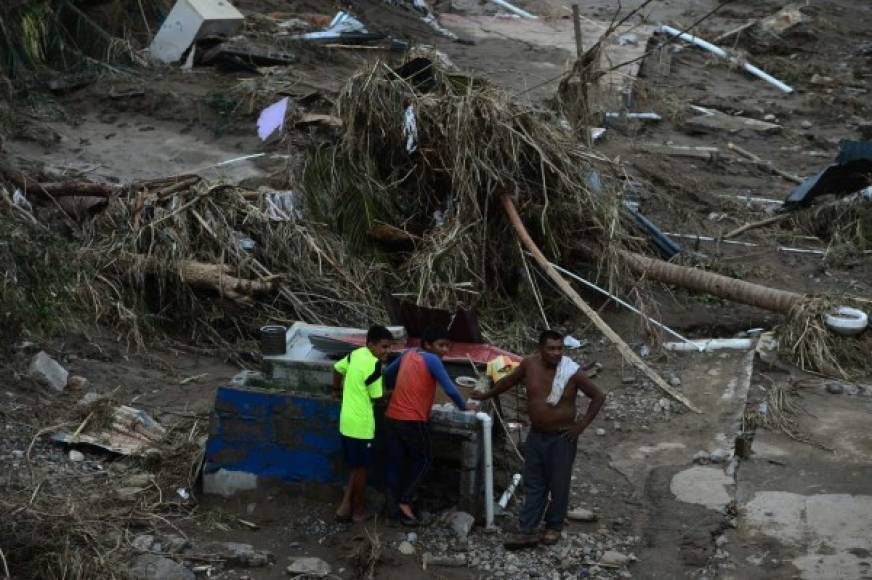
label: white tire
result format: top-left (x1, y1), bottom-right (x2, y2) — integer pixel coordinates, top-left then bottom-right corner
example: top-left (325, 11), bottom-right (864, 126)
top-left (824, 306), bottom-right (869, 337)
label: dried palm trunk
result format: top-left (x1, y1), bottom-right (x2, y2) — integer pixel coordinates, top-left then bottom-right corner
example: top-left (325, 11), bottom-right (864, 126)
top-left (124, 253), bottom-right (277, 303)
top-left (617, 250), bottom-right (804, 314)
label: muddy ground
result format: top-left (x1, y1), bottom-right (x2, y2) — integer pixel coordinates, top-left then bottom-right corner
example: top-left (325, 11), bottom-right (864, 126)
top-left (3, 0), bottom-right (872, 578)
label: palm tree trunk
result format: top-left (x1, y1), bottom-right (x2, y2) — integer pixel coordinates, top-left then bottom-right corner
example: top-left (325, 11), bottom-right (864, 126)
top-left (617, 250), bottom-right (804, 314)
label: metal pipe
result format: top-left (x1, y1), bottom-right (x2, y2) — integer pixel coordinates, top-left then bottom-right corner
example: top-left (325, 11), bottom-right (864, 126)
top-left (664, 338), bottom-right (755, 352)
top-left (498, 473), bottom-right (522, 509)
top-left (659, 25), bottom-right (793, 94)
top-left (487, 0), bottom-right (537, 19)
top-left (475, 412), bottom-right (495, 529)
top-left (546, 260), bottom-right (702, 351)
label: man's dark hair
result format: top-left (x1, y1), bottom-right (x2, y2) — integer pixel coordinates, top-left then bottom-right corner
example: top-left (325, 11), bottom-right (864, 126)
top-left (366, 325), bottom-right (393, 344)
top-left (538, 329), bottom-right (564, 346)
top-left (421, 325), bottom-right (450, 347)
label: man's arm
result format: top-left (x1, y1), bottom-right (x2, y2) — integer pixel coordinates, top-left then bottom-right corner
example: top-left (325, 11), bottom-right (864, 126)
top-left (422, 352), bottom-right (466, 410)
top-left (472, 359), bottom-right (526, 401)
top-left (564, 372), bottom-right (606, 439)
top-left (332, 353), bottom-right (350, 401)
top-left (332, 370), bottom-right (344, 401)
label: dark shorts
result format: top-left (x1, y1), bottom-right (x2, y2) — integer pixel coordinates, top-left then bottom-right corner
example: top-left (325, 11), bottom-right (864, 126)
top-left (341, 435), bottom-right (375, 469)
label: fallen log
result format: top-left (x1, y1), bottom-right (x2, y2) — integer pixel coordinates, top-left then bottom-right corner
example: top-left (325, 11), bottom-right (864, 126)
top-left (617, 249), bottom-right (804, 313)
top-left (500, 193), bottom-right (702, 414)
top-left (0, 161), bottom-right (117, 197)
top-left (124, 254), bottom-right (277, 303)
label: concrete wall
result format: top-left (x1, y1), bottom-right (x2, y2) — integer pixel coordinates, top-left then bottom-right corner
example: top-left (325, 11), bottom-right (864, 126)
top-left (206, 386), bottom-right (345, 484)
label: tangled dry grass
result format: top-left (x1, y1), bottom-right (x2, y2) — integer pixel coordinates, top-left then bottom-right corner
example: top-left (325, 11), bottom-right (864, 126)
top-left (304, 57), bottom-right (640, 313)
top-left (742, 379), bottom-right (831, 451)
top-left (78, 178), bottom-right (387, 351)
top-left (776, 297), bottom-right (872, 379)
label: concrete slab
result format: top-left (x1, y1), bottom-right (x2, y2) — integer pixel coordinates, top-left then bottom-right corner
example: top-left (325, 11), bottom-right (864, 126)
top-left (670, 466), bottom-right (733, 510)
top-left (608, 350), bottom-right (754, 492)
top-left (733, 399), bottom-right (872, 580)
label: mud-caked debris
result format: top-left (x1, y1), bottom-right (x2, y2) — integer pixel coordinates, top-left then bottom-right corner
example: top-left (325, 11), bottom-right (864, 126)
top-left (207, 542), bottom-right (273, 567)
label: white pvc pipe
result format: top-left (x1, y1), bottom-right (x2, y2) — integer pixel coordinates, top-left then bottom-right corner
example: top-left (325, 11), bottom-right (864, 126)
top-left (476, 412), bottom-right (495, 529)
top-left (546, 260), bottom-right (702, 351)
top-left (498, 473), bottom-right (522, 509)
top-left (659, 25), bottom-right (793, 94)
top-left (605, 112), bottom-right (663, 121)
top-left (487, 0), bottom-right (537, 19)
top-left (664, 338), bottom-right (754, 352)
top-left (665, 233), bottom-right (758, 247)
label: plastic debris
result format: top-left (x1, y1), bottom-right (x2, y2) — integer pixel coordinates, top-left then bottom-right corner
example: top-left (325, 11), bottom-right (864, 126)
top-left (257, 97), bottom-right (290, 141)
top-left (299, 11), bottom-right (368, 40)
top-left (403, 105), bottom-right (418, 154)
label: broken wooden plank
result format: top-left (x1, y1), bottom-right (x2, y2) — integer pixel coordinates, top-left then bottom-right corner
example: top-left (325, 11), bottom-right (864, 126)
top-left (684, 106), bottom-right (781, 135)
top-left (727, 142), bottom-right (803, 184)
top-left (636, 143), bottom-right (720, 162)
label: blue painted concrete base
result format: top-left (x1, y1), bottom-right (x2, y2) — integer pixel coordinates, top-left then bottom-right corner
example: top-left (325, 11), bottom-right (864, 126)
top-left (206, 386), bottom-right (345, 484)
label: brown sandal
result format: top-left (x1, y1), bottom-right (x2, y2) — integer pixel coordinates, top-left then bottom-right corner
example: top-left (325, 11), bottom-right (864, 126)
top-left (540, 529), bottom-right (561, 545)
top-left (504, 533), bottom-right (539, 550)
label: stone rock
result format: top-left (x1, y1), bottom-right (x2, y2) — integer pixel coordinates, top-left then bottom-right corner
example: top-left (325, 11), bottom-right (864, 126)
top-left (668, 376), bottom-right (681, 387)
top-left (163, 535), bottom-right (190, 554)
top-left (131, 534), bottom-right (156, 552)
top-left (77, 391), bottom-right (105, 406)
top-left (595, 428), bottom-right (606, 436)
top-left (286, 557), bottom-right (331, 576)
top-left (600, 550), bottom-right (631, 567)
top-left (406, 532), bottom-right (418, 543)
top-left (398, 540), bottom-right (416, 555)
top-left (67, 375), bottom-right (89, 390)
top-left (709, 448), bottom-right (729, 464)
top-left (567, 508), bottom-right (597, 522)
top-left (129, 554), bottom-right (195, 580)
top-left (810, 74), bottom-right (834, 85)
top-left (447, 510), bottom-right (475, 541)
top-left (69, 450), bottom-right (85, 462)
top-left (800, 120), bottom-right (813, 129)
top-left (423, 553), bottom-right (467, 567)
top-left (826, 383), bottom-right (844, 395)
top-left (203, 468), bottom-right (257, 497)
top-left (28, 351), bottom-right (69, 392)
top-left (208, 542), bottom-right (273, 567)
top-left (692, 450), bottom-right (710, 465)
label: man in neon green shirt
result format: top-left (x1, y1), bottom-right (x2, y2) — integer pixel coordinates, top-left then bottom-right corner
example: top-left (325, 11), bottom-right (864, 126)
top-left (333, 325), bottom-right (393, 523)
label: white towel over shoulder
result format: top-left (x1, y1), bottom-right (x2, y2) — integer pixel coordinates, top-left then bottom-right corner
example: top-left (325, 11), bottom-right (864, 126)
top-left (546, 356), bottom-right (580, 406)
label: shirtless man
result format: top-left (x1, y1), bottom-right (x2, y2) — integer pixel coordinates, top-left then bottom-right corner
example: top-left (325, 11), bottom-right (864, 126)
top-left (472, 329), bottom-right (605, 549)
